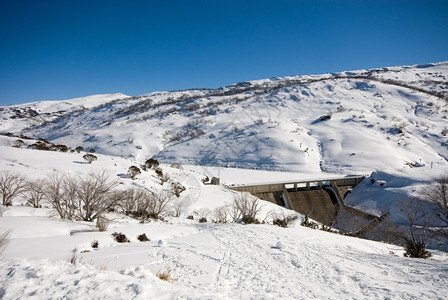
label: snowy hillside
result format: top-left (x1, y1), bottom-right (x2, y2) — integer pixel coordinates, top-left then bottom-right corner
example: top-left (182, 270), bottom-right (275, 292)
top-left (1, 62), bottom-right (447, 299)
top-left (0, 139), bottom-right (447, 299)
top-left (1, 62), bottom-right (447, 174)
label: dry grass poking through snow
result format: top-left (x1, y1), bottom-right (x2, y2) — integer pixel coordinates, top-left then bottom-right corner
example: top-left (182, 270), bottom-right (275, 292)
top-left (156, 269), bottom-right (173, 283)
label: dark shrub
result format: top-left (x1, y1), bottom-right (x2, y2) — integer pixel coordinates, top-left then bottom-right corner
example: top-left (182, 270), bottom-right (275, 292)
top-left (137, 233), bottom-right (150, 242)
top-left (273, 218), bottom-right (288, 228)
top-left (241, 215), bottom-right (259, 224)
top-left (128, 165), bottom-right (141, 179)
top-left (83, 153), bottom-right (97, 164)
top-left (404, 240), bottom-right (431, 259)
top-left (198, 217), bottom-right (207, 223)
top-left (112, 232), bottom-right (130, 243)
top-left (319, 114), bottom-right (332, 121)
top-left (145, 158), bottom-right (159, 170)
top-left (91, 240), bottom-right (99, 248)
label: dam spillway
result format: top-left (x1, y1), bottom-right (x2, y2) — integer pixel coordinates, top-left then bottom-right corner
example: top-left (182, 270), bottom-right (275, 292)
top-left (230, 176), bottom-right (366, 225)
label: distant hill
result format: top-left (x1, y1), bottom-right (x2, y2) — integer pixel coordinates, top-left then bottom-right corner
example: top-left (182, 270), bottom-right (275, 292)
top-left (1, 62), bottom-right (447, 174)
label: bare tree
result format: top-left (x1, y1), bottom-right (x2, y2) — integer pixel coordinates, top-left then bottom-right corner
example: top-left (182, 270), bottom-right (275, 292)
top-left (171, 199), bottom-right (187, 217)
top-left (136, 190), bottom-right (173, 221)
top-left (0, 171), bottom-right (27, 206)
top-left (213, 205), bottom-right (230, 223)
top-left (75, 172), bottom-right (122, 221)
top-left (41, 174), bottom-right (78, 219)
top-left (120, 187), bottom-right (146, 215)
top-left (194, 208), bottom-right (211, 222)
top-left (24, 179), bottom-right (45, 208)
top-left (397, 198), bottom-right (432, 258)
top-left (232, 193), bottom-right (264, 224)
top-left (421, 175), bottom-right (448, 249)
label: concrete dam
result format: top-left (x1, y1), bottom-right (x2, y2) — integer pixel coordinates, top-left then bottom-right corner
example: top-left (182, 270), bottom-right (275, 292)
top-left (230, 176), bottom-right (375, 228)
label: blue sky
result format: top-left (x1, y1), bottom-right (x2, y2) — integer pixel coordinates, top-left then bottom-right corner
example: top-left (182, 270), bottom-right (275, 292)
top-left (1, 0), bottom-right (447, 106)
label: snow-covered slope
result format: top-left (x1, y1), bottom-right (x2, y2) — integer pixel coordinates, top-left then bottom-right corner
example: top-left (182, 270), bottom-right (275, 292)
top-left (1, 62), bottom-right (448, 299)
top-left (1, 62), bottom-right (447, 174)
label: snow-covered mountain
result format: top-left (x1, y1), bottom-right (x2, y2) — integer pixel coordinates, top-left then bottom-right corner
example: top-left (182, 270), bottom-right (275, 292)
top-left (1, 62), bottom-right (447, 175)
top-left (1, 62), bottom-right (448, 299)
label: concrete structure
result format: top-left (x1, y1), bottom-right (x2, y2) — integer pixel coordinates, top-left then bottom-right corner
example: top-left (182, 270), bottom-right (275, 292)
top-left (230, 176), bottom-right (386, 232)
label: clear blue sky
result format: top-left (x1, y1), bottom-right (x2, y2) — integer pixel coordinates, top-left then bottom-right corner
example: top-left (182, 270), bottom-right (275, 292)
top-left (1, 0), bottom-right (447, 106)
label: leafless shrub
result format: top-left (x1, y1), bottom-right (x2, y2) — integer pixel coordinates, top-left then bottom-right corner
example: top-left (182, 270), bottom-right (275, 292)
top-left (75, 172), bottom-right (123, 221)
top-left (41, 174), bottom-right (78, 219)
top-left (96, 215), bottom-right (109, 232)
top-left (119, 187), bottom-right (146, 215)
top-left (194, 208), bottom-right (211, 221)
top-left (133, 190), bottom-right (174, 221)
top-left (0, 171), bottom-right (27, 206)
top-left (23, 179), bottom-right (45, 208)
top-left (41, 172), bottom-right (123, 221)
top-left (213, 205), bottom-right (229, 223)
top-left (270, 210), bottom-right (298, 228)
top-left (396, 198), bottom-right (432, 259)
top-left (420, 175), bottom-right (448, 250)
top-left (232, 193), bottom-right (263, 224)
top-left (171, 199), bottom-right (187, 217)
top-left (0, 228), bottom-right (10, 255)
top-left (155, 168), bottom-right (170, 185)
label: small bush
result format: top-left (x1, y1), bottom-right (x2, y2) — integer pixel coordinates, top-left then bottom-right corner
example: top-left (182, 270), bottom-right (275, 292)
top-left (212, 205), bottom-right (229, 223)
top-left (137, 233), bottom-right (150, 242)
top-left (145, 158), bottom-right (159, 170)
top-left (187, 215), bottom-right (194, 220)
top-left (69, 251), bottom-right (82, 265)
top-left (241, 215), bottom-right (259, 224)
top-left (83, 153), bottom-right (97, 164)
top-left (128, 165), bottom-right (141, 180)
top-left (171, 182), bottom-right (186, 197)
top-left (403, 240), bottom-right (431, 259)
top-left (273, 218), bottom-right (288, 227)
top-left (198, 217), bottom-right (207, 223)
top-left (91, 240), bottom-right (99, 249)
top-left (156, 269), bottom-right (173, 283)
top-left (112, 232), bottom-right (130, 243)
top-left (319, 114), bottom-right (332, 121)
top-left (170, 163), bottom-right (183, 170)
top-left (96, 216), bottom-right (109, 232)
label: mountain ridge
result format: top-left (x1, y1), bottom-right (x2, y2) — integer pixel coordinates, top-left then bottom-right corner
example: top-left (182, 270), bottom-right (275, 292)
top-left (1, 61), bottom-right (447, 174)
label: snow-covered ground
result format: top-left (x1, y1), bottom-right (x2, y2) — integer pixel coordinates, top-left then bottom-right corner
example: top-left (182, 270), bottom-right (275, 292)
top-left (1, 61), bottom-right (448, 299)
top-left (0, 134), bottom-right (447, 299)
